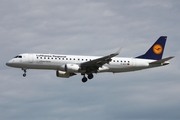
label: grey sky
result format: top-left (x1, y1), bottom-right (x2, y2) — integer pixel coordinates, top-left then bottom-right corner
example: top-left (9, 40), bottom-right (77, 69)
top-left (1, 0), bottom-right (180, 120)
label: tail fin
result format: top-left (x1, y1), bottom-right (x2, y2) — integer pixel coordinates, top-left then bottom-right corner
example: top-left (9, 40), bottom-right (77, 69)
top-left (136, 36), bottom-right (167, 60)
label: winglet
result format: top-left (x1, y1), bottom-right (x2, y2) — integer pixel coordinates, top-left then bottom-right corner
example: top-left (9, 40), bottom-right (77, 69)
top-left (116, 47), bottom-right (122, 55)
top-left (110, 48), bottom-right (122, 57)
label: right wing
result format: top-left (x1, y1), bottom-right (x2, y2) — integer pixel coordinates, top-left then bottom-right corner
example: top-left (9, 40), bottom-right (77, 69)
top-left (80, 48), bottom-right (122, 73)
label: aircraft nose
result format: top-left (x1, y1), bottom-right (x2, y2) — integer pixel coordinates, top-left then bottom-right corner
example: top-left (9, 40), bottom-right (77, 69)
top-left (6, 60), bottom-right (13, 66)
top-left (6, 61), bottom-right (10, 66)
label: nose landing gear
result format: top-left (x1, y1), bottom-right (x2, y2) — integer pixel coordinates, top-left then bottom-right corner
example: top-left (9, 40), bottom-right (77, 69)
top-left (22, 68), bottom-right (27, 77)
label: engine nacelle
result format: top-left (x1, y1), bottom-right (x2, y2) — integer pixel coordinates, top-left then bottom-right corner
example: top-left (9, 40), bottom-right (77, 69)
top-left (56, 70), bottom-right (76, 78)
top-left (59, 64), bottom-right (80, 72)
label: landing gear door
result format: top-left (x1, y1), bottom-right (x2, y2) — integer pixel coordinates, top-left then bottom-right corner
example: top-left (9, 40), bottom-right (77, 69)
top-left (28, 54), bottom-right (34, 63)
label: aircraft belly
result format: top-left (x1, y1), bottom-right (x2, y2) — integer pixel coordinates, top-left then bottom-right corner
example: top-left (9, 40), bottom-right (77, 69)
top-left (25, 63), bottom-right (50, 69)
top-left (20, 62), bottom-right (60, 70)
top-left (104, 64), bottom-right (134, 73)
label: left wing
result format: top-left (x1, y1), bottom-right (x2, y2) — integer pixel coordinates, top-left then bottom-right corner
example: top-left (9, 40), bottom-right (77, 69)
top-left (80, 48), bottom-right (122, 73)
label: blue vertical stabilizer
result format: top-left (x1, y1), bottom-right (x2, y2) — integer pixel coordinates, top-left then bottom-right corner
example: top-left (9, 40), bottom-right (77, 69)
top-left (136, 36), bottom-right (167, 60)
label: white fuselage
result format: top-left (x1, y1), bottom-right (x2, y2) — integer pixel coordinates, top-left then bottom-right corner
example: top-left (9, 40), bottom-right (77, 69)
top-left (6, 53), bottom-right (163, 73)
top-left (6, 36), bottom-right (173, 82)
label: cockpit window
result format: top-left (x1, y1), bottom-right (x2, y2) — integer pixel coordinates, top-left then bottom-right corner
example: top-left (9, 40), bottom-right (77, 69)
top-left (14, 55), bottom-right (22, 58)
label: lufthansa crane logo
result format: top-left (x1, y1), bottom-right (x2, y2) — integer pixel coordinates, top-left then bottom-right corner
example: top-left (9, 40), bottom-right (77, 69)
top-left (153, 44), bottom-right (163, 54)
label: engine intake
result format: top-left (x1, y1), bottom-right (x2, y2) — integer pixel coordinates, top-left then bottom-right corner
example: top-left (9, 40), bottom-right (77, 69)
top-left (56, 70), bottom-right (76, 78)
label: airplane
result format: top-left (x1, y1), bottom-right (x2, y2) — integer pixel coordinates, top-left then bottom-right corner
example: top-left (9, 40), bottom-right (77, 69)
top-left (6, 36), bottom-right (174, 83)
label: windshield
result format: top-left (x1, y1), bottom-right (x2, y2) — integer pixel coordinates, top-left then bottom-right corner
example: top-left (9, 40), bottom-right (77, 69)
top-left (14, 55), bottom-right (22, 58)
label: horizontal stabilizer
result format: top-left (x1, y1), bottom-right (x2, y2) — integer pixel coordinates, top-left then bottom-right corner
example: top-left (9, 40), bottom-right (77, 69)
top-left (150, 56), bottom-right (174, 64)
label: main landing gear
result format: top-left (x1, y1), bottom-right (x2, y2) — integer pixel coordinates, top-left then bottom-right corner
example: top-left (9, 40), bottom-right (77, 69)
top-left (22, 68), bottom-right (27, 77)
top-left (82, 73), bottom-right (94, 83)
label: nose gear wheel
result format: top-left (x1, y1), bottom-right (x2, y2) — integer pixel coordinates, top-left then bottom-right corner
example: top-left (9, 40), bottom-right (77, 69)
top-left (22, 68), bottom-right (27, 77)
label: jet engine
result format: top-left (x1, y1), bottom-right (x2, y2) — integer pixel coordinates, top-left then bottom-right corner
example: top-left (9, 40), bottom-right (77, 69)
top-left (59, 64), bottom-right (80, 72)
top-left (56, 70), bottom-right (76, 78)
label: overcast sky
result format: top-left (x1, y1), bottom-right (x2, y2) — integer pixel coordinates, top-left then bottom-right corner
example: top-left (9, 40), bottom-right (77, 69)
top-left (1, 0), bottom-right (180, 120)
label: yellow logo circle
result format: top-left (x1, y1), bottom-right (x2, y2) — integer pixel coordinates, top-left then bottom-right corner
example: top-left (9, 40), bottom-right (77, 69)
top-left (153, 44), bottom-right (163, 54)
